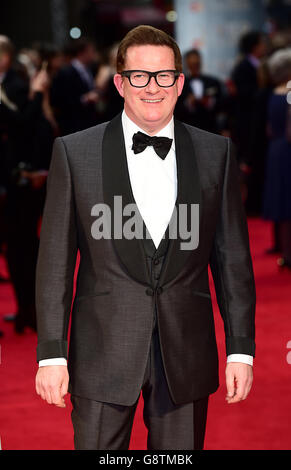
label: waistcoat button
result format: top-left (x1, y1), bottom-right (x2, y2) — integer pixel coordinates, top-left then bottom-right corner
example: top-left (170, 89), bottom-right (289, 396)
top-left (145, 288), bottom-right (154, 296)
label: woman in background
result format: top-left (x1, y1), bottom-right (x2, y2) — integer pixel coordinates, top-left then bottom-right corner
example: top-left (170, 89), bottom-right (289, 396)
top-left (263, 49), bottom-right (291, 269)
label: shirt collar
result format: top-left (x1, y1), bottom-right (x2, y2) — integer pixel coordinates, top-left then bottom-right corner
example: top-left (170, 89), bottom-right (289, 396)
top-left (122, 109), bottom-right (175, 152)
top-left (71, 58), bottom-right (87, 73)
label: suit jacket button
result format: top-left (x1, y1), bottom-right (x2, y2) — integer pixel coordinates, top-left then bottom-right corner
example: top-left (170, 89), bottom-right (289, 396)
top-left (146, 288), bottom-right (154, 296)
top-left (157, 287), bottom-right (163, 295)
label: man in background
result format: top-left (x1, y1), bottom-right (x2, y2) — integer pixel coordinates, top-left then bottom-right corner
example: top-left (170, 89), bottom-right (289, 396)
top-left (231, 31), bottom-right (266, 165)
top-left (175, 48), bottom-right (223, 134)
top-left (51, 38), bottom-right (99, 136)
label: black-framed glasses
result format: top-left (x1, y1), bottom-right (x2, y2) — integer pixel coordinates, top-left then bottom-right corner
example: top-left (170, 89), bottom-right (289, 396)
top-left (121, 70), bottom-right (180, 88)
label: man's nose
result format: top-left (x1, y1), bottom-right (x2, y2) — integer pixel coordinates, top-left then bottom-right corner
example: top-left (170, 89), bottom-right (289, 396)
top-left (145, 76), bottom-right (160, 93)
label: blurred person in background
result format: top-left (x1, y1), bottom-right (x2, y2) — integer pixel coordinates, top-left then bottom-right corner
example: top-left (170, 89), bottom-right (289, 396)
top-left (0, 35), bottom-right (51, 332)
top-left (231, 31), bottom-right (267, 165)
top-left (95, 43), bottom-right (123, 122)
top-left (51, 38), bottom-right (99, 135)
top-left (29, 43), bottom-right (64, 164)
top-left (32, 42), bottom-right (65, 79)
top-left (230, 31), bottom-right (267, 209)
top-left (0, 38), bottom-right (10, 282)
top-left (247, 60), bottom-right (274, 217)
top-left (262, 48), bottom-right (291, 270)
top-left (0, 50), bottom-right (9, 337)
top-left (175, 48), bottom-right (224, 134)
top-left (61, 41), bottom-right (77, 65)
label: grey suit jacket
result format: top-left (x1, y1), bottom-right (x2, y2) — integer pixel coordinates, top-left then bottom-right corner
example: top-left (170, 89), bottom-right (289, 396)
top-left (36, 113), bottom-right (256, 406)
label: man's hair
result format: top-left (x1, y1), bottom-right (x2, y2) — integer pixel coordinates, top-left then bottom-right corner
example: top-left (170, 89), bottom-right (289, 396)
top-left (70, 37), bottom-right (94, 57)
top-left (184, 49), bottom-right (201, 61)
top-left (0, 35), bottom-right (15, 58)
top-left (239, 31), bottom-right (263, 55)
top-left (268, 48), bottom-right (291, 86)
top-left (116, 25), bottom-right (182, 73)
top-left (33, 41), bottom-right (61, 62)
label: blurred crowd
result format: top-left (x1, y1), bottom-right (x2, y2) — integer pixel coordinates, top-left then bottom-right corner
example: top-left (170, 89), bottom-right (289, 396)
top-left (0, 29), bottom-right (291, 335)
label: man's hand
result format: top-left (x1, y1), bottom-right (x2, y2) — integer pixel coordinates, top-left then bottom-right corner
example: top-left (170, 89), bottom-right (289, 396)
top-left (225, 362), bottom-right (253, 404)
top-left (30, 70), bottom-right (50, 94)
top-left (35, 366), bottom-right (69, 407)
top-left (81, 90), bottom-right (99, 105)
top-left (21, 170), bottom-right (48, 190)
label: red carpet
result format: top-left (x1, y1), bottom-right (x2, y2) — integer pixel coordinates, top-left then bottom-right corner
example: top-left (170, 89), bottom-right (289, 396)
top-left (0, 218), bottom-right (290, 450)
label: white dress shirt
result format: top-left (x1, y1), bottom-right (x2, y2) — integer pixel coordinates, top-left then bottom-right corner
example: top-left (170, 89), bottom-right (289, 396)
top-left (122, 111), bottom-right (177, 247)
top-left (39, 110), bottom-right (253, 367)
top-left (190, 78), bottom-right (204, 99)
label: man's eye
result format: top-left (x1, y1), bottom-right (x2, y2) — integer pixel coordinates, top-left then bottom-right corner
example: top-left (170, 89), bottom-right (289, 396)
top-left (133, 73), bottom-right (146, 79)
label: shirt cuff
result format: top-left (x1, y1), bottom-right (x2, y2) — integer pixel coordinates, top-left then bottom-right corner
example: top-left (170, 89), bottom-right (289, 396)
top-left (39, 358), bottom-right (67, 367)
top-left (227, 354), bottom-right (253, 366)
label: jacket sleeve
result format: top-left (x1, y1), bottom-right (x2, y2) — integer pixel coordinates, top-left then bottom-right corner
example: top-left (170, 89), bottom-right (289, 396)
top-left (36, 137), bottom-right (78, 362)
top-left (209, 138), bottom-right (256, 357)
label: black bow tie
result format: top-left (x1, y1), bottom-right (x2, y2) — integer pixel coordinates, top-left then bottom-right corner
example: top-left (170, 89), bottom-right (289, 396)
top-left (132, 131), bottom-right (172, 160)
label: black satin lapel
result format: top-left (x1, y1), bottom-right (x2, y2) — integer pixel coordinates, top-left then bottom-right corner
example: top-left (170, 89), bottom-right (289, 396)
top-left (102, 113), bottom-right (150, 286)
top-left (159, 120), bottom-right (202, 287)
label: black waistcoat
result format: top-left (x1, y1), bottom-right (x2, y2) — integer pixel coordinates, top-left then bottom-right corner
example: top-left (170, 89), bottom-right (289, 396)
top-left (142, 230), bottom-right (170, 329)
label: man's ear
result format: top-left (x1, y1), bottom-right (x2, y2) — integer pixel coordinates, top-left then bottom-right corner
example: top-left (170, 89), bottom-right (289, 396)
top-left (113, 73), bottom-right (124, 98)
top-left (177, 73), bottom-right (185, 97)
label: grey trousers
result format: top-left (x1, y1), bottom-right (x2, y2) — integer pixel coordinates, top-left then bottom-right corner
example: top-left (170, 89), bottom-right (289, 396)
top-left (71, 326), bottom-right (209, 450)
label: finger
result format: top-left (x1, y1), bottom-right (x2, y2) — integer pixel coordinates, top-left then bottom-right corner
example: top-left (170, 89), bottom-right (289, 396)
top-left (227, 395), bottom-right (240, 404)
top-left (237, 371), bottom-right (252, 401)
top-left (60, 378), bottom-right (68, 399)
top-left (225, 370), bottom-right (235, 399)
top-left (51, 380), bottom-right (67, 408)
top-left (56, 398), bottom-right (66, 408)
top-left (38, 383), bottom-right (47, 401)
top-left (40, 384), bottom-right (52, 404)
top-left (58, 379), bottom-right (69, 407)
top-left (44, 388), bottom-right (53, 405)
top-left (55, 395), bottom-right (66, 408)
top-left (50, 386), bottom-right (63, 407)
top-left (226, 388), bottom-right (243, 404)
top-left (35, 378), bottom-right (41, 396)
top-left (226, 392), bottom-right (239, 403)
top-left (59, 377), bottom-right (69, 407)
top-left (242, 379), bottom-right (253, 400)
top-left (228, 377), bottom-right (245, 404)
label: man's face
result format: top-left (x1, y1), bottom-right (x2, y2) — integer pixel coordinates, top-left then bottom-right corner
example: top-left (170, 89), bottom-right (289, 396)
top-left (114, 45), bottom-right (184, 134)
top-left (253, 38), bottom-right (267, 59)
top-left (186, 53), bottom-right (201, 77)
top-left (81, 44), bottom-right (97, 66)
top-left (0, 51), bottom-right (11, 72)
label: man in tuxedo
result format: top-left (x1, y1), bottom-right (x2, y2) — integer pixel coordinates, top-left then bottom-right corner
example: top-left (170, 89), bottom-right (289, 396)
top-left (231, 31), bottom-right (266, 214)
top-left (231, 31), bottom-right (266, 164)
top-left (35, 26), bottom-right (256, 450)
top-left (175, 48), bottom-right (223, 134)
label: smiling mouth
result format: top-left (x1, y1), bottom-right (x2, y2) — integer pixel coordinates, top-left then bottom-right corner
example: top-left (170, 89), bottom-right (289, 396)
top-left (141, 99), bottom-right (163, 103)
